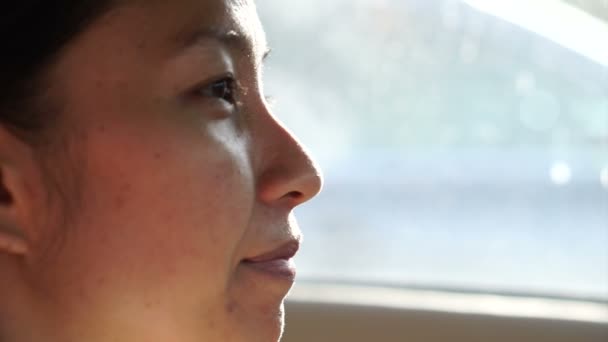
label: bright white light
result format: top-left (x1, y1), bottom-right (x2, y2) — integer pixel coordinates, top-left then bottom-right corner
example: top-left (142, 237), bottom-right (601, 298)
top-left (519, 89), bottom-right (561, 131)
top-left (515, 71), bottom-right (536, 95)
top-left (550, 161), bottom-right (572, 186)
top-left (600, 166), bottom-right (608, 190)
top-left (460, 39), bottom-right (480, 64)
top-left (462, 0), bottom-right (608, 67)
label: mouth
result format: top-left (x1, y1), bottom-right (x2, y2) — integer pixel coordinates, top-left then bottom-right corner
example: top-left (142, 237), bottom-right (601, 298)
top-left (241, 240), bottom-right (300, 282)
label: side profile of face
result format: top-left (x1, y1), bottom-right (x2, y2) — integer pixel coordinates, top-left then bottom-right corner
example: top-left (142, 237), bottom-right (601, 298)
top-left (0, 0), bottom-right (321, 341)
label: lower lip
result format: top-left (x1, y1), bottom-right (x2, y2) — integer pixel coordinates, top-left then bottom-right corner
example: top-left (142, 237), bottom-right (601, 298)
top-left (243, 259), bottom-right (297, 281)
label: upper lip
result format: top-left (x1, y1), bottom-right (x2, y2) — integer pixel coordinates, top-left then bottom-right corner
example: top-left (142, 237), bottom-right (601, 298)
top-left (243, 240), bottom-right (300, 263)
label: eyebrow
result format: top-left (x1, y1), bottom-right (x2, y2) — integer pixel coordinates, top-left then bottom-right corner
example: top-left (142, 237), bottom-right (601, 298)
top-left (176, 26), bottom-right (271, 63)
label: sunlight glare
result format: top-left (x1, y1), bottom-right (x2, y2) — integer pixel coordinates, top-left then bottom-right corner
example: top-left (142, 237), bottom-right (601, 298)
top-left (462, 0), bottom-right (608, 67)
top-left (600, 166), bottom-right (608, 190)
top-left (550, 161), bottom-right (572, 186)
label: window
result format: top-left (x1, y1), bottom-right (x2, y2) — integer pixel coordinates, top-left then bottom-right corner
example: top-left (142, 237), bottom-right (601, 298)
top-left (258, 0), bottom-right (608, 301)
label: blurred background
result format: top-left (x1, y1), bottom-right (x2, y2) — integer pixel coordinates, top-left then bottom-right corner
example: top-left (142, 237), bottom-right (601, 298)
top-left (256, 0), bottom-right (608, 301)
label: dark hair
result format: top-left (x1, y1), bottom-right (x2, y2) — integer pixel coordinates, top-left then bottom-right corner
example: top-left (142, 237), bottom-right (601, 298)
top-left (0, 1), bottom-right (116, 136)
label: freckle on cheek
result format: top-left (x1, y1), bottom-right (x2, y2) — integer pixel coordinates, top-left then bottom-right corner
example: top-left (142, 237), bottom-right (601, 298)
top-left (77, 286), bottom-right (86, 300)
top-left (143, 297), bottom-right (162, 311)
top-left (114, 194), bottom-right (126, 210)
top-left (114, 183), bottom-right (132, 210)
top-left (96, 276), bottom-right (106, 287)
top-left (226, 301), bottom-right (238, 314)
top-left (165, 263), bottom-right (177, 277)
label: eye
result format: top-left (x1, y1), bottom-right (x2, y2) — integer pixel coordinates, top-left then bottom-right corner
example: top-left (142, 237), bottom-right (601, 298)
top-left (199, 76), bottom-right (237, 105)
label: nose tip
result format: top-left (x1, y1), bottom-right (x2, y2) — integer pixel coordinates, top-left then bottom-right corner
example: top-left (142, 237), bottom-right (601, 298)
top-left (283, 157), bottom-right (324, 205)
top-left (257, 142), bottom-right (323, 208)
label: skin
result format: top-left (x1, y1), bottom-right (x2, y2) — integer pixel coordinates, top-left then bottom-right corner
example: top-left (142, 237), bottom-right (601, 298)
top-left (0, 0), bottom-right (322, 341)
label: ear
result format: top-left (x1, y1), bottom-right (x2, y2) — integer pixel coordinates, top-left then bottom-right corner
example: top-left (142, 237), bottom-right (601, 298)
top-left (0, 125), bottom-right (36, 256)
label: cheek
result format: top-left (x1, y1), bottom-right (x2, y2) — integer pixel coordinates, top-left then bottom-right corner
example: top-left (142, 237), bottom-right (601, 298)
top-left (37, 120), bottom-right (255, 312)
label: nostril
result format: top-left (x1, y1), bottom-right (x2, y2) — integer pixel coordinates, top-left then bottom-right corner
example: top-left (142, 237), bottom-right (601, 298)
top-left (286, 191), bottom-right (303, 200)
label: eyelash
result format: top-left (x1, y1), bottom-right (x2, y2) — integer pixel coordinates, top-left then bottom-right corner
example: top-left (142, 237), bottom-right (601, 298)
top-left (264, 95), bottom-right (277, 109)
top-left (194, 75), bottom-right (275, 112)
top-left (198, 75), bottom-right (238, 106)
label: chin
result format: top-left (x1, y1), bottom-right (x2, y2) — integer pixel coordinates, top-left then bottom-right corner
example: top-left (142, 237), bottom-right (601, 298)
top-left (241, 302), bottom-right (286, 342)
top-left (230, 267), bottom-right (290, 341)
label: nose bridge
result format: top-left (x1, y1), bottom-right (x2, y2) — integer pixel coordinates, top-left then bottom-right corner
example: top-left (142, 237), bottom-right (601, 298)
top-left (254, 107), bottom-right (323, 207)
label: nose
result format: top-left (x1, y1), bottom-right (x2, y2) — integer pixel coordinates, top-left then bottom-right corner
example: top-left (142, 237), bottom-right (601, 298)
top-left (254, 109), bottom-right (323, 208)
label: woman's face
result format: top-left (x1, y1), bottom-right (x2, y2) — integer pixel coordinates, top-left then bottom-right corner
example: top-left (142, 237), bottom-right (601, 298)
top-left (20, 0), bottom-right (321, 341)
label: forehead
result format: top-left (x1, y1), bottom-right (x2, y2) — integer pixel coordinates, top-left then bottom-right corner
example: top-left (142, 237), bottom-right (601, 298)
top-left (111, 0), bottom-right (267, 59)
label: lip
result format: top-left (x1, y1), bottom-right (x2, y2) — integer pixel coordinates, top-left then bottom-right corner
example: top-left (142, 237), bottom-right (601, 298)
top-left (242, 240), bottom-right (300, 281)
